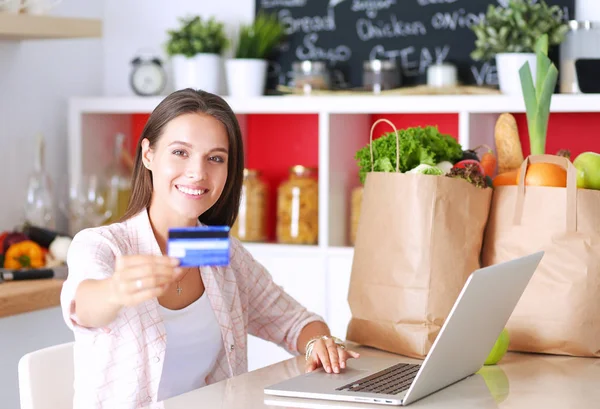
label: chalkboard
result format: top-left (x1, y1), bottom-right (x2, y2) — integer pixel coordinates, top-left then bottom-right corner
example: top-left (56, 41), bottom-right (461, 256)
top-left (256, 0), bottom-right (575, 90)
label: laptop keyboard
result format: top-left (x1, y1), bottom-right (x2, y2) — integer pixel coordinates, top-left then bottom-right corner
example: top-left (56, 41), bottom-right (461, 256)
top-left (335, 363), bottom-right (421, 395)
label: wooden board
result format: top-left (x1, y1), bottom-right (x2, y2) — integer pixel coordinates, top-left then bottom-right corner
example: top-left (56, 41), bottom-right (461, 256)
top-left (0, 13), bottom-right (102, 40)
top-left (276, 84), bottom-right (501, 95)
top-left (0, 279), bottom-right (64, 318)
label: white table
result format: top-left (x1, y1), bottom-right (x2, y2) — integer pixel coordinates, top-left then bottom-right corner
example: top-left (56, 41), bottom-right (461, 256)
top-left (154, 344), bottom-right (600, 408)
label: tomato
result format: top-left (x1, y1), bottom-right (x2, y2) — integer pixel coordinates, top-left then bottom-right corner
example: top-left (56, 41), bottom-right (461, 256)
top-left (453, 159), bottom-right (486, 175)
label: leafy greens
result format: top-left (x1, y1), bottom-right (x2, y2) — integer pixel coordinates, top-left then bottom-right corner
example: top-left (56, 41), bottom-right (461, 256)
top-left (355, 126), bottom-right (463, 184)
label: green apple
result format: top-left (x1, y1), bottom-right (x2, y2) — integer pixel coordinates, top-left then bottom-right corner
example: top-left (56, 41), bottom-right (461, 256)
top-left (478, 365), bottom-right (510, 403)
top-left (574, 152), bottom-right (600, 190)
top-left (484, 328), bottom-right (510, 365)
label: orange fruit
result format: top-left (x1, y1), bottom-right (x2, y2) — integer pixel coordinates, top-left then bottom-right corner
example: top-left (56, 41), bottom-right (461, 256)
top-left (517, 163), bottom-right (567, 187)
top-left (493, 170), bottom-right (518, 187)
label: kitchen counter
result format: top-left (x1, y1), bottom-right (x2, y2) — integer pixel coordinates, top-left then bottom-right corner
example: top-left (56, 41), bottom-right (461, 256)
top-left (155, 344), bottom-right (600, 409)
top-left (0, 278), bottom-right (64, 318)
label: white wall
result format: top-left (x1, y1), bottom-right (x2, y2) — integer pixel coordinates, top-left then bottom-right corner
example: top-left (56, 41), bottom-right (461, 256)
top-left (576, 0), bottom-right (600, 20)
top-left (0, 1), bottom-right (104, 233)
top-left (103, 0), bottom-right (255, 97)
top-left (0, 2), bottom-right (103, 407)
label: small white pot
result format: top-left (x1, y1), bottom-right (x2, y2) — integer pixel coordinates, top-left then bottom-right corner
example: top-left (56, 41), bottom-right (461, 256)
top-left (172, 53), bottom-right (222, 94)
top-left (496, 53), bottom-right (537, 95)
top-left (225, 59), bottom-right (268, 98)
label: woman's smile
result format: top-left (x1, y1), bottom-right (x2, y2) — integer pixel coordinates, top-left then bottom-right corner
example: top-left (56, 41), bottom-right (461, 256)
top-left (175, 184), bottom-right (209, 199)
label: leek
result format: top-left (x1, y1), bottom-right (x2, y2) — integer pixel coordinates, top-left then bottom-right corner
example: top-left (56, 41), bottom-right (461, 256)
top-left (519, 34), bottom-right (558, 155)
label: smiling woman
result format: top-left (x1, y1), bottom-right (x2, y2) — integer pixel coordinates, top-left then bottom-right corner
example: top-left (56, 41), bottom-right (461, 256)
top-left (123, 90), bottom-right (244, 228)
top-left (142, 113), bottom-right (231, 224)
top-left (59, 88), bottom-right (358, 409)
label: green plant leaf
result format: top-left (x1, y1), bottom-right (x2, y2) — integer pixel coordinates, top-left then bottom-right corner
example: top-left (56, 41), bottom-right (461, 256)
top-left (519, 60), bottom-right (539, 152)
top-left (234, 12), bottom-right (285, 59)
top-left (532, 64), bottom-right (558, 155)
top-left (470, 50), bottom-right (483, 60)
top-left (535, 33), bottom-right (549, 55)
top-left (534, 34), bottom-right (550, 102)
top-left (536, 57), bottom-right (550, 103)
top-left (165, 15), bottom-right (229, 57)
top-left (469, 0), bottom-right (568, 62)
top-left (499, 26), bottom-right (509, 42)
top-left (519, 62), bottom-right (537, 116)
top-left (519, 32), bottom-right (559, 156)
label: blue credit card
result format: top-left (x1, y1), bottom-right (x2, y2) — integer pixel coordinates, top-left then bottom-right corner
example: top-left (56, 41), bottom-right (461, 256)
top-left (167, 226), bottom-right (230, 267)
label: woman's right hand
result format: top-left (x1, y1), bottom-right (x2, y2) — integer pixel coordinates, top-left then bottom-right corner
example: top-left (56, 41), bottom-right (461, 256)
top-left (109, 255), bottom-right (182, 307)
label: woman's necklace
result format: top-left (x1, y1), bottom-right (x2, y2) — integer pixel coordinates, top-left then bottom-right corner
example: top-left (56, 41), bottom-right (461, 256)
top-left (176, 269), bottom-right (190, 296)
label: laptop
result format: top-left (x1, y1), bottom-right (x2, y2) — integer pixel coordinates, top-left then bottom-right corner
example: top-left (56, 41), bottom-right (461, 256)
top-left (264, 251), bottom-right (544, 406)
top-left (264, 368), bottom-right (500, 409)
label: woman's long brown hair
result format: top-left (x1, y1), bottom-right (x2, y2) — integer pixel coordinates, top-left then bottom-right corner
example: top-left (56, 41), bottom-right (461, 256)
top-left (121, 88), bottom-right (244, 227)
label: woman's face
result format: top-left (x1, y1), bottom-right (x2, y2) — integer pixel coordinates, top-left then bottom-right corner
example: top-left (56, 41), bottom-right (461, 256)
top-left (142, 112), bottom-right (229, 223)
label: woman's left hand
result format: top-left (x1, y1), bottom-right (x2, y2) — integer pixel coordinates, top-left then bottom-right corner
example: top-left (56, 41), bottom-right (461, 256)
top-left (305, 337), bottom-right (360, 374)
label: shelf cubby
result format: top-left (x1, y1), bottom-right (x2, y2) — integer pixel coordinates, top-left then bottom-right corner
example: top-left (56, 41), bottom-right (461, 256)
top-left (85, 110), bottom-right (321, 245)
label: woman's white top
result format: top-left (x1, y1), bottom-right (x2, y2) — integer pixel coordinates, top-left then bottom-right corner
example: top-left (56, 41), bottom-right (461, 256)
top-left (157, 291), bottom-right (223, 401)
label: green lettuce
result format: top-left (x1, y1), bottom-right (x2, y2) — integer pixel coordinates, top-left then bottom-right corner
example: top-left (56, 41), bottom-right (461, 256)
top-left (409, 164), bottom-right (444, 175)
top-left (355, 126), bottom-right (463, 184)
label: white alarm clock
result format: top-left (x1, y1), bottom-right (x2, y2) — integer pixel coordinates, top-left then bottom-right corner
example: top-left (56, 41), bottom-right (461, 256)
top-left (130, 55), bottom-right (167, 96)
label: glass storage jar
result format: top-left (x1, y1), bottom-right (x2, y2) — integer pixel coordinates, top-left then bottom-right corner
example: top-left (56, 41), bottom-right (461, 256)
top-left (292, 61), bottom-right (331, 94)
top-left (231, 169), bottom-right (267, 242)
top-left (363, 59), bottom-right (400, 93)
top-left (276, 165), bottom-right (319, 245)
top-left (106, 133), bottom-right (132, 224)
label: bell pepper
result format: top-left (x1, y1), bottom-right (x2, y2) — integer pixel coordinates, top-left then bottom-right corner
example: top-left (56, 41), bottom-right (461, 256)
top-left (2, 232), bottom-right (29, 254)
top-left (4, 240), bottom-right (45, 269)
top-left (0, 231), bottom-right (8, 254)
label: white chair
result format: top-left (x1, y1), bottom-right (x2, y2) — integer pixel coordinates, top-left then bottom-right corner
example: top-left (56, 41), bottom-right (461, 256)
top-left (18, 342), bottom-right (74, 409)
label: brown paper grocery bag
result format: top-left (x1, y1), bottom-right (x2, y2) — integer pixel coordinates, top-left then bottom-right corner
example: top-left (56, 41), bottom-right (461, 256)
top-left (482, 154), bottom-right (600, 357)
top-left (346, 119), bottom-right (492, 359)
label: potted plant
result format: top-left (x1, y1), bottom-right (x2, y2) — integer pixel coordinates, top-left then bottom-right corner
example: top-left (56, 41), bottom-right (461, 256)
top-left (166, 15), bottom-right (229, 94)
top-left (470, 0), bottom-right (568, 95)
top-left (226, 12), bottom-right (285, 97)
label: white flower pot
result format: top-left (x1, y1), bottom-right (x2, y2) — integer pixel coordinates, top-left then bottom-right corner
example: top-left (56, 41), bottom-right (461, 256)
top-left (496, 53), bottom-right (537, 95)
top-left (225, 59), bottom-right (268, 98)
top-left (172, 53), bottom-right (222, 94)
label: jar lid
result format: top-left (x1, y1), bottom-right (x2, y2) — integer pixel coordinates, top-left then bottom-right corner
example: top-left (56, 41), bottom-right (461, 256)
top-left (243, 168), bottom-right (260, 177)
top-left (568, 20), bottom-right (600, 30)
top-left (289, 165), bottom-right (317, 176)
top-left (292, 60), bottom-right (328, 73)
top-left (363, 59), bottom-right (397, 71)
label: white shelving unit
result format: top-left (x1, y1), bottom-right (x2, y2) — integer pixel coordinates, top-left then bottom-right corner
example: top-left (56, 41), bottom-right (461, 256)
top-left (68, 93), bottom-right (600, 370)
